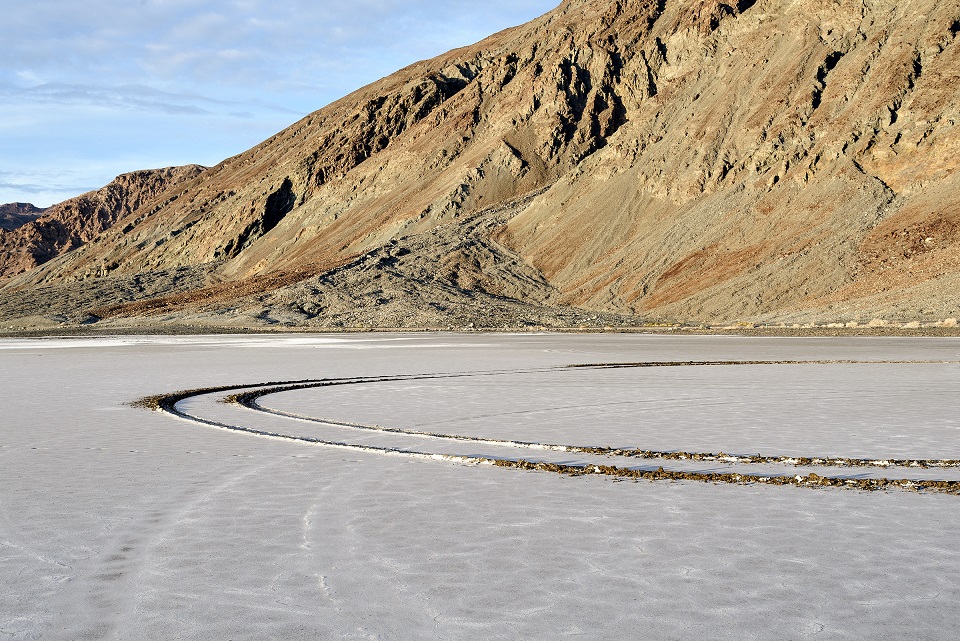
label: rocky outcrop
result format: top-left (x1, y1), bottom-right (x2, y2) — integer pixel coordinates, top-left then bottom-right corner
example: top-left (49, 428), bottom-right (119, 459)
top-left (493, 0), bottom-right (960, 324)
top-left (2, 0), bottom-right (958, 327)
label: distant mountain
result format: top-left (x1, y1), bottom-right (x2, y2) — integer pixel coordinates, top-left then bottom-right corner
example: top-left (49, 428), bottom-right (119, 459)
top-left (1, 0), bottom-right (958, 329)
top-left (0, 203), bottom-right (45, 231)
top-left (0, 166), bottom-right (205, 281)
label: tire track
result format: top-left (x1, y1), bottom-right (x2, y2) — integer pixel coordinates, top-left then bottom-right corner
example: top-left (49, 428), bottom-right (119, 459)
top-left (135, 360), bottom-right (960, 494)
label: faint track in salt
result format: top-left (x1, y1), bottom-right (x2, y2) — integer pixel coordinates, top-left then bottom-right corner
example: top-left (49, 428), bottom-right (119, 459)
top-left (135, 360), bottom-right (960, 494)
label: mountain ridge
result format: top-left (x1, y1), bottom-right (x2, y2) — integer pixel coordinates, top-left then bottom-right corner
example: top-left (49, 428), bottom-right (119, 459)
top-left (2, 0), bottom-right (958, 329)
top-left (0, 165), bottom-right (206, 281)
top-left (0, 203), bottom-right (46, 231)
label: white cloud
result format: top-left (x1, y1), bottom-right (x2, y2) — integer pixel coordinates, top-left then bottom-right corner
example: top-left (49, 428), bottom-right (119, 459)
top-left (14, 70), bottom-right (44, 85)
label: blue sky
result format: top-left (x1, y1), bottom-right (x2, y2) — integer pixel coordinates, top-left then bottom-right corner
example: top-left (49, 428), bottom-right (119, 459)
top-left (0, 0), bottom-right (558, 207)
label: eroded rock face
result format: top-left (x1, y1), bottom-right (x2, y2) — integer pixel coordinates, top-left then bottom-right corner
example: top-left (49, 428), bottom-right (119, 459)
top-left (0, 165), bottom-right (205, 280)
top-left (3, 0), bottom-right (959, 326)
top-left (494, 0), bottom-right (960, 323)
top-left (0, 203), bottom-right (46, 231)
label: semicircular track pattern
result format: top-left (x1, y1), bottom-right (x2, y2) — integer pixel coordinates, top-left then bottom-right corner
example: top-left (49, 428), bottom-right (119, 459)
top-left (137, 360), bottom-right (960, 495)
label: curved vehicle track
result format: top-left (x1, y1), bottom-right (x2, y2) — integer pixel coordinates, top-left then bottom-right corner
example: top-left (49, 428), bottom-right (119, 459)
top-left (137, 360), bottom-right (960, 495)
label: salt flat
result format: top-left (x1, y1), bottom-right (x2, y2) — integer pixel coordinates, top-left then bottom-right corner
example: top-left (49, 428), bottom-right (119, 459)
top-left (2, 333), bottom-right (959, 640)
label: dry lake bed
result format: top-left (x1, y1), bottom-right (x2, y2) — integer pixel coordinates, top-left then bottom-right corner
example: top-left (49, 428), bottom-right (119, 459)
top-left (2, 333), bottom-right (959, 639)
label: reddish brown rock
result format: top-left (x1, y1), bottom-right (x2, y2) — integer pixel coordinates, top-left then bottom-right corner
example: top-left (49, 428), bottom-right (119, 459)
top-left (0, 203), bottom-right (46, 231)
top-left (0, 166), bottom-right (205, 280)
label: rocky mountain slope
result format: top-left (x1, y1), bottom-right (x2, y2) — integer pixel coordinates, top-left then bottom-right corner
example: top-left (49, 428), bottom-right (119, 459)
top-left (0, 165), bottom-right (205, 280)
top-left (2, 0), bottom-right (958, 329)
top-left (0, 203), bottom-right (46, 231)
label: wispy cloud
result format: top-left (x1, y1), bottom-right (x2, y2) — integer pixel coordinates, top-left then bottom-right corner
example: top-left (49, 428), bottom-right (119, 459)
top-left (0, 0), bottom-right (559, 205)
top-left (0, 169), bottom-right (107, 205)
top-left (0, 177), bottom-right (58, 195)
top-left (0, 82), bottom-right (300, 117)
top-left (3, 0), bottom-right (558, 106)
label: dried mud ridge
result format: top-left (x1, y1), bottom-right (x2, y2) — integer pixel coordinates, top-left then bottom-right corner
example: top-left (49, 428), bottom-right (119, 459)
top-left (135, 360), bottom-right (960, 494)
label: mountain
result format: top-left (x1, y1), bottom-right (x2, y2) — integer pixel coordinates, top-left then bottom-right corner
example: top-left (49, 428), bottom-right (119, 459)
top-left (2, 0), bottom-right (958, 330)
top-left (0, 203), bottom-right (46, 231)
top-left (0, 166), bottom-right (205, 281)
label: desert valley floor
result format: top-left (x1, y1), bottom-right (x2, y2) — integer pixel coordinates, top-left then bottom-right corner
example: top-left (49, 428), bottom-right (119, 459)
top-left (2, 333), bottom-right (959, 639)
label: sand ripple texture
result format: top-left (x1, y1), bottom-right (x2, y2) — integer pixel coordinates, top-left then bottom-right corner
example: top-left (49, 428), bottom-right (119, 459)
top-left (3, 333), bottom-right (960, 640)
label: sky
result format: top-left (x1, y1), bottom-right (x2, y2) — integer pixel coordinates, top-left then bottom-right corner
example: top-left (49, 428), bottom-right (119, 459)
top-left (0, 0), bottom-right (559, 207)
